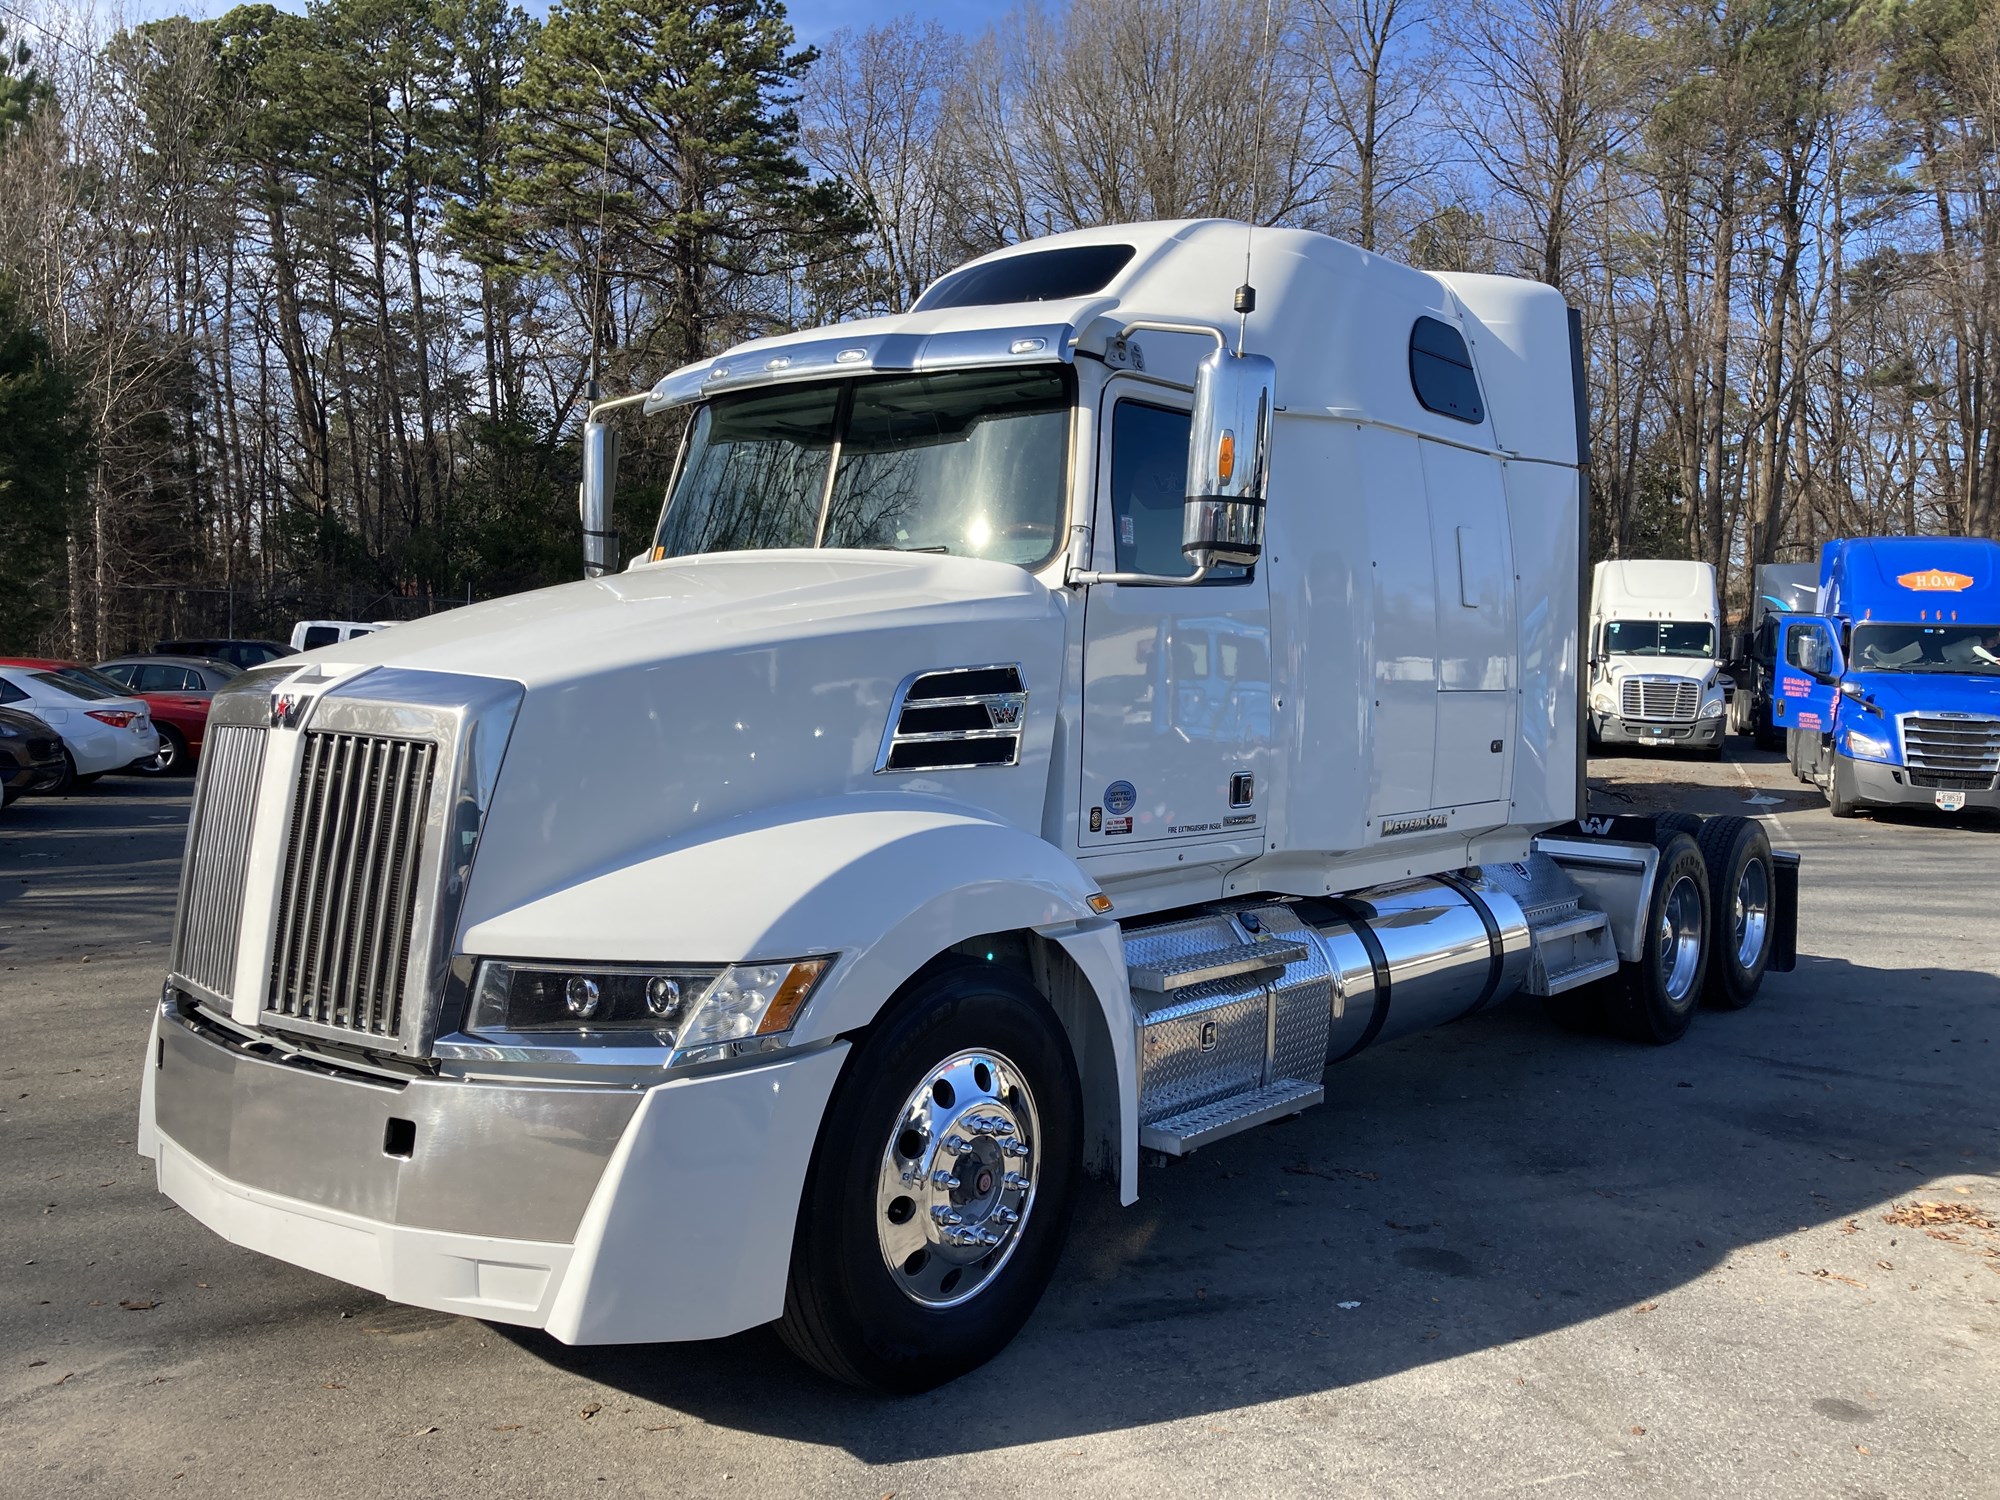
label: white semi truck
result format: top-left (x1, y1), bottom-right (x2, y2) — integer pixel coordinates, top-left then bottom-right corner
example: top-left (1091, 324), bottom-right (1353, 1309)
top-left (1586, 559), bottom-right (1728, 758)
top-left (138, 220), bottom-right (1797, 1391)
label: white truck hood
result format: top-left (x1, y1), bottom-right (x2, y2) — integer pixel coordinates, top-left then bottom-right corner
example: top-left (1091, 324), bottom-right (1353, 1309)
top-left (298, 551), bottom-right (1072, 936)
top-left (303, 550), bottom-right (1056, 688)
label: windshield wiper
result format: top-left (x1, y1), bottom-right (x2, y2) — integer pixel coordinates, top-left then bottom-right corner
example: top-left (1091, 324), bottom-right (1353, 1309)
top-left (888, 544), bottom-right (950, 554)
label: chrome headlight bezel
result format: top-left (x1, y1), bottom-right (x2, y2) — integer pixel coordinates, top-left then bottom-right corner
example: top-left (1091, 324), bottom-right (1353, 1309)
top-left (1843, 726), bottom-right (1895, 763)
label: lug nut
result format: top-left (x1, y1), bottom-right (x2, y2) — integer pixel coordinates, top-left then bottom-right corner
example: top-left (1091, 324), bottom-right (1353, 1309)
top-left (1001, 1139), bottom-right (1030, 1158)
top-left (931, 1205), bottom-right (962, 1225)
top-left (1003, 1171), bottom-right (1030, 1190)
top-left (931, 1169), bottom-right (960, 1190)
top-left (943, 1135), bottom-right (969, 1156)
top-left (994, 1207), bottom-right (1019, 1225)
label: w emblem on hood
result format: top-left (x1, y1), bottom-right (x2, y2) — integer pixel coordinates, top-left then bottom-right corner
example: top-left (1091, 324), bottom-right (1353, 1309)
top-left (986, 698), bottom-right (1023, 728)
top-left (270, 692), bottom-right (309, 729)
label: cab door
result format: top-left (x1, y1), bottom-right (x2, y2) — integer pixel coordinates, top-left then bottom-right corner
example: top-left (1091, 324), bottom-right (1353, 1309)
top-left (1077, 381), bottom-right (1274, 848)
top-left (1776, 615), bottom-right (1842, 772)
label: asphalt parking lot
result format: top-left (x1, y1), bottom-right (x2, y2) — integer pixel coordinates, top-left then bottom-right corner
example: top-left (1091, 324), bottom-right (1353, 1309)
top-left (2, 748), bottom-right (1997, 1500)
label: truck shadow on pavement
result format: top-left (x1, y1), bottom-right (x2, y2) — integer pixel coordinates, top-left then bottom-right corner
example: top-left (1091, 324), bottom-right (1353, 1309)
top-left (514, 950), bottom-right (2000, 1455)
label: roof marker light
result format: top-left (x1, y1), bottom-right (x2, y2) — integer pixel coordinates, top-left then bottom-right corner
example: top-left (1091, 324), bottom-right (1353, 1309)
top-left (1009, 337), bottom-right (1046, 355)
top-left (836, 347), bottom-right (867, 364)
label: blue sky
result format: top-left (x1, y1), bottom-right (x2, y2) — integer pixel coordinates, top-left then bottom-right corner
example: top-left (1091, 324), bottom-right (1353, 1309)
top-left (784, 0), bottom-right (1013, 44)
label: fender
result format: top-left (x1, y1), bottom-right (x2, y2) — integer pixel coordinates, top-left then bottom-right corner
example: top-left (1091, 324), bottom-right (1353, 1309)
top-left (456, 794), bottom-right (1142, 1201)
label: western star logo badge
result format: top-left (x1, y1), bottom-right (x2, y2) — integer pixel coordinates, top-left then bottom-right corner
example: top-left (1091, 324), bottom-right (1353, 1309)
top-left (1897, 569), bottom-right (1975, 592)
top-left (1382, 812), bottom-right (1448, 836)
top-left (985, 697), bottom-right (1023, 728)
top-left (270, 693), bottom-right (308, 729)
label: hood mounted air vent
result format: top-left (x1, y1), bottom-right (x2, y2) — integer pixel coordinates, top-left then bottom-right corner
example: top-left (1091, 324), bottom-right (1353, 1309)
top-left (876, 665), bottom-right (1028, 773)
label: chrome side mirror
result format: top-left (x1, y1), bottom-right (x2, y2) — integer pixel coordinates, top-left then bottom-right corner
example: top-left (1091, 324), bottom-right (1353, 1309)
top-left (1184, 348), bottom-right (1275, 570)
top-left (580, 413), bottom-right (621, 579)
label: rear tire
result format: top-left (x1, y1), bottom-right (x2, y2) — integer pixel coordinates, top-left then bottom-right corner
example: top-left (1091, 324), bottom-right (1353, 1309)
top-left (1754, 704), bottom-right (1783, 752)
top-left (1696, 816), bottom-right (1774, 1008)
top-left (777, 960), bottom-right (1082, 1392)
top-left (1605, 831), bottom-right (1709, 1045)
top-left (136, 725), bottom-right (186, 776)
top-left (1653, 811), bottom-right (1702, 840)
top-left (53, 750), bottom-right (85, 795)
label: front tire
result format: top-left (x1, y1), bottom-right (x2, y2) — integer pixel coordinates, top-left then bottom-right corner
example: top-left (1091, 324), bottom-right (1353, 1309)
top-left (778, 960), bottom-right (1082, 1392)
top-left (1605, 831), bottom-right (1710, 1045)
top-left (1826, 755), bottom-right (1861, 819)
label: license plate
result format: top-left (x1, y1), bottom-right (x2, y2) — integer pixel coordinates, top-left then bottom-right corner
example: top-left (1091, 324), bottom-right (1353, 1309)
top-left (1936, 790), bottom-right (1967, 812)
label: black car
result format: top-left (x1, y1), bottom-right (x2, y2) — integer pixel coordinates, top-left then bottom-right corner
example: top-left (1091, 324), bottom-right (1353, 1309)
top-left (152, 638), bottom-right (295, 671)
top-left (0, 705), bottom-right (68, 806)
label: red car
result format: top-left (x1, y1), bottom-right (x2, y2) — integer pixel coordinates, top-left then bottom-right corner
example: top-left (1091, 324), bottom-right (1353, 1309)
top-left (91, 656), bottom-right (242, 775)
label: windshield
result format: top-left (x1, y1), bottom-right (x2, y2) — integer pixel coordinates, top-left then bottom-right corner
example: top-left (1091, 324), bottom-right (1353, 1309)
top-left (1852, 623), bottom-right (2000, 675)
top-left (1603, 620), bottom-right (1715, 658)
top-left (654, 367), bottom-right (1072, 567)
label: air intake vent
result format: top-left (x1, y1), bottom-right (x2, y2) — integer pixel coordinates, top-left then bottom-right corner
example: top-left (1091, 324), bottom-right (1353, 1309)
top-left (877, 665), bottom-right (1027, 773)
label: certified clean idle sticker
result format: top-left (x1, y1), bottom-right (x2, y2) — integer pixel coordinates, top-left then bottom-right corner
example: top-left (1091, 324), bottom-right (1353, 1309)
top-left (1103, 780), bottom-right (1137, 815)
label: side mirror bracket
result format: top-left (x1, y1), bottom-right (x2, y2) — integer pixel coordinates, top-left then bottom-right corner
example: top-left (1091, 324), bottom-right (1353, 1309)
top-left (580, 391), bottom-right (651, 578)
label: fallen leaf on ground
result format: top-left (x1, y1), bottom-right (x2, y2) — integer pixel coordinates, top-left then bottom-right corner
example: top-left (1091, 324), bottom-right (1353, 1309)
top-left (1840, 1220), bottom-right (1861, 1236)
top-left (1630, 1426), bottom-right (1646, 1436)
top-left (119, 1300), bottom-right (157, 1311)
top-left (409, 1426), bottom-right (439, 1437)
top-left (1633, 1302), bottom-right (1659, 1314)
top-left (492, 1424), bottom-right (522, 1432)
top-left (1807, 1269), bottom-right (1866, 1289)
top-left (28, 1360), bottom-right (45, 1368)
top-left (580, 1403), bottom-right (602, 1420)
top-left (1885, 1201), bottom-right (1995, 1230)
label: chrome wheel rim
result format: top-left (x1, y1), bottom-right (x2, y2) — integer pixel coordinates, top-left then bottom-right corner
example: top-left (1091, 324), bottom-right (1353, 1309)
top-left (145, 739), bottom-right (176, 773)
top-left (1657, 874), bottom-right (1704, 1004)
top-left (1734, 858), bottom-right (1770, 970)
top-left (876, 1048), bottom-right (1039, 1309)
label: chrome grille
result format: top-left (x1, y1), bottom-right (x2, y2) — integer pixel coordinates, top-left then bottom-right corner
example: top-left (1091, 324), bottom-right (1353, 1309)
top-left (876, 665), bottom-right (1027, 772)
top-left (266, 731), bottom-right (437, 1043)
top-left (1901, 714), bottom-right (2000, 788)
top-left (1620, 676), bottom-right (1699, 723)
top-left (172, 725), bottom-right (267, 1001)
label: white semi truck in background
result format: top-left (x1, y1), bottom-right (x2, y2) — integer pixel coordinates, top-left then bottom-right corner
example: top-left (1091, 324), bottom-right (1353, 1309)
top-left (1587, 559), bottom-right (1728, 758)
top-left (137, 220), bottom-right (1797, 1392)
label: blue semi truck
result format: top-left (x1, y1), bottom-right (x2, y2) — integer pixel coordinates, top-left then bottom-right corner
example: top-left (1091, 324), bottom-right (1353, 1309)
top-left (1776, 535), bottom-right (2000, 818)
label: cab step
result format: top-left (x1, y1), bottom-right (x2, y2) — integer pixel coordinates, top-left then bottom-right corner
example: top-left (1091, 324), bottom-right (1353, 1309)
top-left (1140, 1079), bottom-right (1325, 1156)
top-left (1525, 907), bottom-right (1620, 995)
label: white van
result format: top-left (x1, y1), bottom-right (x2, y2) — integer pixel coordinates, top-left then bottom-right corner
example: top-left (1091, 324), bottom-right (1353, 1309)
top-left (290, 619), bottom-right (385, 653)
top-left (1587, 560), bottom-right (1727, 757)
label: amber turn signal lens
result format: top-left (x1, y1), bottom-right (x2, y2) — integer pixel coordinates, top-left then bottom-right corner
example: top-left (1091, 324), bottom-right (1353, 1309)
top-left (1217, 430), bottom-right (1236, 482)
top-left (1087, 893), bottom-right (1114, 914)
top-left (755, 958), bottom-right (831, 1035)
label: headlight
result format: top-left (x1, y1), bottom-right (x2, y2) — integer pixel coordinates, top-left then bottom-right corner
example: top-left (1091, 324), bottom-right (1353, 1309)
top-left (1698, 696), bottom-right (1725, 718)
top-left (465, 956), bottom-right (831, 1062)
top-left (1590, 686), bottom-right (1617, 713)
top-left (1844, 728), bottom-right (1894, 762)
top-left (0, 721), bottom-right (20, 739)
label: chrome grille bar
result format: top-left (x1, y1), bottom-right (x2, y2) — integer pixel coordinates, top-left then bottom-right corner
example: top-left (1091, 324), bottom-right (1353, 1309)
top-left (1620, 677), bottom-right (1699, 723)
top-left (171, 725), bottom-right (267, 1002)
top-left (1901, 714), bottom-right (2000, 790)
top-left (266, 730), bottom-right (436, 1043)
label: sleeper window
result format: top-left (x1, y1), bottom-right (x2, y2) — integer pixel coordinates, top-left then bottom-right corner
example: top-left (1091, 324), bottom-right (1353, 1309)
top-left (1409, 316), bottom-right (1485, 424)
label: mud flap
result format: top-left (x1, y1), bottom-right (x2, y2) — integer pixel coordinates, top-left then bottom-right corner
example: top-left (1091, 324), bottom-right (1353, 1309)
top-left (1770, 849), bottom-right (1800, 972)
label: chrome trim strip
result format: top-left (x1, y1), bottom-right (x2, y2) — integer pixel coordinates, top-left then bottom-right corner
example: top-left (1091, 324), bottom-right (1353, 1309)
top-left (873, 663), bottom-right (1029, 774)
top-left (643, 319), bottom-right (1095, 414)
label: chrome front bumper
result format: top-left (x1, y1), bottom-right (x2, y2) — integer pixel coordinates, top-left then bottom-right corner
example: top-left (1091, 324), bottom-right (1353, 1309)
top-left (139, 1005), bottom-right (849, 1342)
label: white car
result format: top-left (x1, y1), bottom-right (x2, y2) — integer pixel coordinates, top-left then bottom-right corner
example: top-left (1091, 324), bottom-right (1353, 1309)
top-left (290, 619), bottom-right (384, 652)
top-left (0, 666), bottom-right (159, 789)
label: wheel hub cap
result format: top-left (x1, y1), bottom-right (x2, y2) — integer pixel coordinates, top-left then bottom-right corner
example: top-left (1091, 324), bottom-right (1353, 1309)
top-left (1734, 858), bottom-right (1769, 969)
top-left (1657, 874), bottom-right (1704, 1004)
top-left (876, 1048), bottom-right (1039, 1308)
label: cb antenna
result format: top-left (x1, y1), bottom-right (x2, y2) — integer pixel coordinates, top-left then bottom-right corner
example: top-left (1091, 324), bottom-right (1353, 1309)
top-left (585, 61), bottom-right (615, 403)
top-left (1237, 0), bottom-right (1278, 354)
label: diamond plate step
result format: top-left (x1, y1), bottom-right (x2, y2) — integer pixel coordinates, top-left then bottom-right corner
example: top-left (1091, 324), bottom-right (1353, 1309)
top-left (1525, 907), bottom-right (1619, 996)
top-left (1128, 938), bottom-right (1310, 993)
top-left (1139, 1079), bottom-right (1325, 1156)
